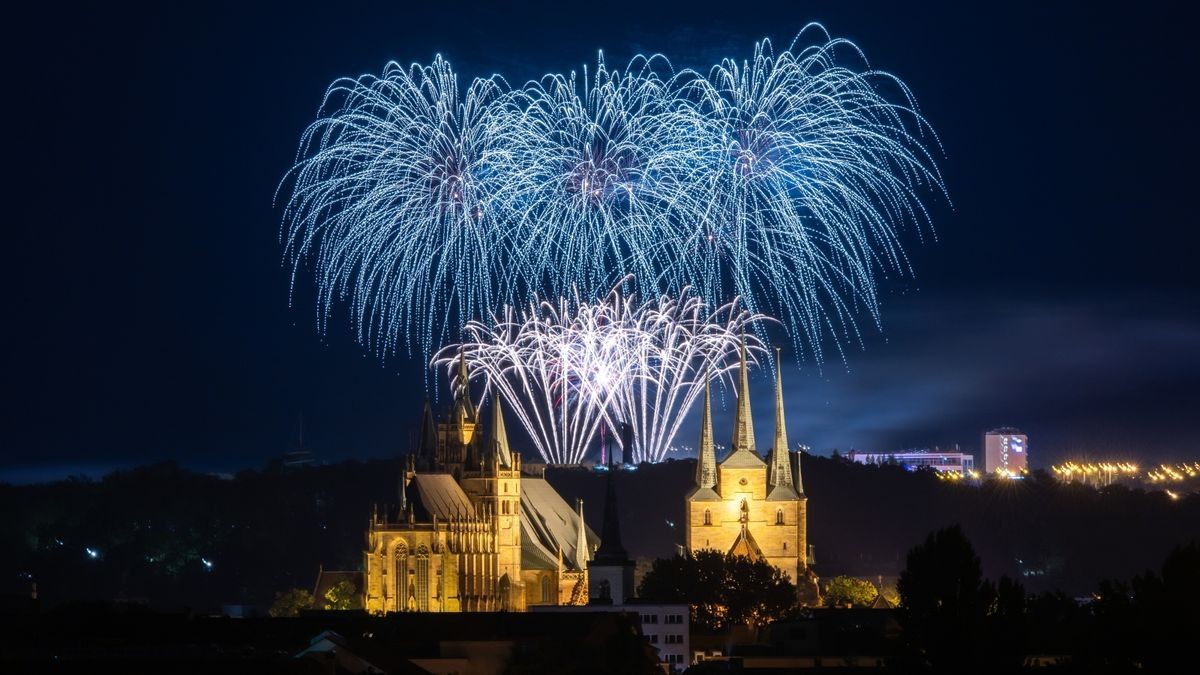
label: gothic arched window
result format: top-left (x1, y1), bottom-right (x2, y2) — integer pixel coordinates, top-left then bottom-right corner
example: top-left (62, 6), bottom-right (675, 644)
top-left (541, 576), bottom-right (551, 603)
top-left (703, 509), bottom-right (712, 526)
top-left (415, 545), bottom-right (430, 612)
top-left (393, 541), bottom-right (408, 612)
top-left (776, 508), bottom-right (785, 525)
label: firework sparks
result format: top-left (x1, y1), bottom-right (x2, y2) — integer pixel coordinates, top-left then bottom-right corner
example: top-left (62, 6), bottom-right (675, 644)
top-left (282, 25), bottom-right (944, 364)
top-left (434, 283), bottom-right (768, 464)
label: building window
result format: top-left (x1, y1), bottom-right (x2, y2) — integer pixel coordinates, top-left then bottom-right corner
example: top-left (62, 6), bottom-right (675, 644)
top-left (776, 508), bottom-right (784, 525)
top-left (393, 542), bottom-right (408, 611)
top-left (541, 576), bottom-right (551, 603)
top-left (415, 546), bottom-right (430, 611)
top-left (783, 542), bottom-right (788, 551)
top-left (703, 509), bottom-right (712, 526)
top-left (649, 634), bottom-right (658, 644)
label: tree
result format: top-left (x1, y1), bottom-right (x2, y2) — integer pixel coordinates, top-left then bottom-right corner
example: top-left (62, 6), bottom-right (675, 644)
top-left (981, 575), bottom-right (1029, 669)
top-left (638, 551), bottom-right (795, 631)
top-left (268, 588), bottom-right (314, 617)
top-left (898, 525), bottom-right (1036, 670)
top-left (823, 575), bottom-right (879, 608)
top-left (1090, 541), bottom-right (1200, 670)
top-left (897, 525), bottom-right (987, 668)
top-left (321, 579), bottom-right (363, 610)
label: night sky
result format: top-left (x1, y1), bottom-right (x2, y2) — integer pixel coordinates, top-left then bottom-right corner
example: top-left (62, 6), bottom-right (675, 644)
top-left (6, 1), bottom-right (1199, 482)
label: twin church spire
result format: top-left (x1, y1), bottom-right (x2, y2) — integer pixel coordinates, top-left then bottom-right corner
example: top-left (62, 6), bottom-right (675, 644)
top-left (694, 337), bottom-right (802, 494)
top-left (769, 348), bottom-right (796, 492)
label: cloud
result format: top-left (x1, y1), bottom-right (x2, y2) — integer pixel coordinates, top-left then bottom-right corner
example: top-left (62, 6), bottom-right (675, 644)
top-left (673, 290), bottom-right (1200, 465)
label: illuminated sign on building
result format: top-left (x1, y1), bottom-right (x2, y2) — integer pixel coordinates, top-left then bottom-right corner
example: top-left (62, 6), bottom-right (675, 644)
top-left (984, 428), bottom-right (1028, 475)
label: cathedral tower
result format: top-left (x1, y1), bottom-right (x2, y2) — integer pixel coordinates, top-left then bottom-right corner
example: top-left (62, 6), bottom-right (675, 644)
top-left (685, 342), bottom-right (808, 588)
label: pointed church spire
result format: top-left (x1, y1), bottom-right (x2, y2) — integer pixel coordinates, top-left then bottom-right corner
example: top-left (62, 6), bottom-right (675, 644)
top-left (486, 394), bottom-right (513, 468)
top-left (695, 375), bottom-right (717, 489)
top-left (730, 334), bottom-right (757, 456)
top-left (417, 396), bottom-right (438, 467)
top-left (454, 348), bottom-right (477, 421)
top-left (575, 498), bottom-right (589, 571)
top-left (794, 449), bottom-right (805, 494)
top-left (769, 348), bottom-right (794, 489)
top-left (594, 464), bottom-right (629, 564)
top-left (398, 470), bottom-right (407, 515)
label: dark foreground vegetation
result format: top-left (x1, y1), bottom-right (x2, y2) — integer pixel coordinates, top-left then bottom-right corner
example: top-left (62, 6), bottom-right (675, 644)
top-left (637, 530), bottom-right (1199, 672)
top-left (0, 607), bottom-right (659, 675)
top-left (1, 454), bottom-right (1196, 611)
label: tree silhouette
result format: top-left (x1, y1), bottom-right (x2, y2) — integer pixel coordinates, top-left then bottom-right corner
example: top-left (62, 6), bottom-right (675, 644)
top-left (897, 525), bottom-right (988, 668)
top-left (638, 550), bottom-right (795, 631)
top-left (1090, 541), bottom-right (1200, 670)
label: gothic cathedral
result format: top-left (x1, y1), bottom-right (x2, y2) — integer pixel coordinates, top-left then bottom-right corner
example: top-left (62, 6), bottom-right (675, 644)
top-left (363, 355), bottom-right (595, 613)
top-left (685, 341), bottom-right (820, 601)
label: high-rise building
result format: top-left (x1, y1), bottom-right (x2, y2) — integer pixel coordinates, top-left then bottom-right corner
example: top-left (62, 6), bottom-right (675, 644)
top-left (983, 427), bottom-right (1028, 475)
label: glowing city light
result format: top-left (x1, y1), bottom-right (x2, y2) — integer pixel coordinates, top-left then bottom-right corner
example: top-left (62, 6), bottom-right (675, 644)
top-left (281, 25), bottom-right (944, 363)
top-left (434, 283), bottom-right (768, 464)
top-left (1052, 460), bottom-right (1199, 489)
top-left (85, 547), bottom-right (99, 560)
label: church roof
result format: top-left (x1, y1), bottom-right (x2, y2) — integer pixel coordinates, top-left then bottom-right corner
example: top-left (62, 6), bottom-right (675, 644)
top-left (687, 486), bottom-right (722, 501)
top-left (520, 478), bottom-right (599, 571)
top-left (409, 474), bottom-right (475, 520)
top-left (871, 592), bottom-right (894, 609)
top-left (766, 484), bottom-right (800, 501)
top-left (728, 526), bottom-right (765, 560)
top-left (720, 448), bottom-right (766, 468)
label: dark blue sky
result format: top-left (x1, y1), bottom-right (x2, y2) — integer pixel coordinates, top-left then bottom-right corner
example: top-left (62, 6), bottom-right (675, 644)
top-left (5, 1), bottom-right (1199, 481)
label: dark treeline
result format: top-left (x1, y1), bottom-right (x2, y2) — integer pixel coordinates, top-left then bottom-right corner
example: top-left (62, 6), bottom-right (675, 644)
top-left (552, 456), bottom-right (1199, 595)
top-left (0, 460), bottom-right (401, 610)
top-left (1, 454), bottom-right (1196, 610)
top-left (893, 526), bottom-right (1200, 671)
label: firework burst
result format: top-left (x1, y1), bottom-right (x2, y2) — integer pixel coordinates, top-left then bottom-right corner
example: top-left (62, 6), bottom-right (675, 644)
top-left (282, 25), bottom-right (944, 364)
top-left (434, 283), bottom-right (768, 464)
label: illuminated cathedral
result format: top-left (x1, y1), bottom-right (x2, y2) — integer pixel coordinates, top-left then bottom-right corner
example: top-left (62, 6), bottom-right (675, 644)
top-left (363, 356), bottom-right (596, 613)
top-left (686, 342), bottom-right (820, 601)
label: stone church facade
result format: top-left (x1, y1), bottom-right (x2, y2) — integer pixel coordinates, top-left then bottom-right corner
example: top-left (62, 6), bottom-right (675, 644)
top-left (364, 356), bottom-right (595, 613)
top-left (685, 343), bottom-right (820, 601)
